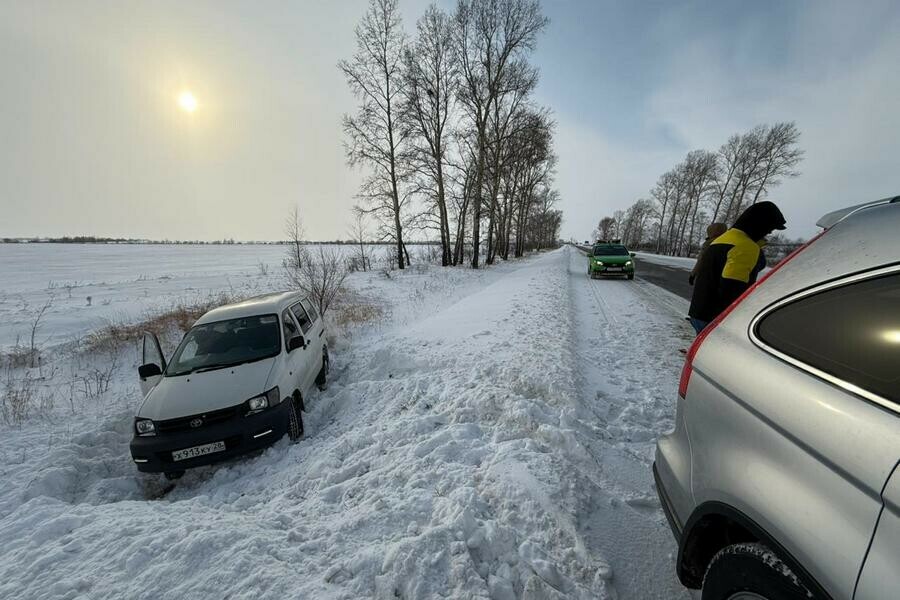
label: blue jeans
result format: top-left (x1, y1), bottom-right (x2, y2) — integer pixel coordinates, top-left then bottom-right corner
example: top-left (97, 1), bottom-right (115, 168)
top-left (689, 317), bottom-right (709, 335)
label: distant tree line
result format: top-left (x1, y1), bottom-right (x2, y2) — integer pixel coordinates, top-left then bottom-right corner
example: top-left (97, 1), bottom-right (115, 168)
top-left (593, 122), bottom-right (805, 257)
top-left (340, 0), bottom-right (561, 270)
top-left (0, 236), bottom-right (446, 246)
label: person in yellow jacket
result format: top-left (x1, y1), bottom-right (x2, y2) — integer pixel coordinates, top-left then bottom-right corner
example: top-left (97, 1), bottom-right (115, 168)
top-left (687, 201), bottom-right (787, 334)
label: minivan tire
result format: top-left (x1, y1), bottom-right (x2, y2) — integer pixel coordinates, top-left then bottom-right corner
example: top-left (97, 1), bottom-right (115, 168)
top-left (287, 395), bottom-right (304, 441)
top-left (315, 348), bottom-right (329, 390)
top-left (701, 543), bottom-right (809, 600)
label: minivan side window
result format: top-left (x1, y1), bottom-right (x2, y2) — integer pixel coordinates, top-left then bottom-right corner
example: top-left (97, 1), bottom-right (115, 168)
top-left (301, 298), bottom-right (319, 324)
top-left (282, 309), bottom-right (299, 348)
top-left (756, 273), bottom-right (900, 405)
top-left (291, 303), bottom-right (313, 334)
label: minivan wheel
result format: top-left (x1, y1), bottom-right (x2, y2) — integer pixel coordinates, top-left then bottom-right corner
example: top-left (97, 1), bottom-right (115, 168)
top-left (287, 395), bottom-right (304, 441)
top-left (701, 543), bottom-right (809, 600)
top-left (315, 348), bottom-right (330, 390)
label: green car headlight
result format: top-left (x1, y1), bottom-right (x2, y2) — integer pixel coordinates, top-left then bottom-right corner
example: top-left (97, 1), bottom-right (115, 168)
top-left (625, 260), bottom-right (632, 266)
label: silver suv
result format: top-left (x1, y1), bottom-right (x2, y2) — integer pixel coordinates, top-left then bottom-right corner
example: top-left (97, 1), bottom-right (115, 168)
top-left (654, 197), bottom-right (900, 600)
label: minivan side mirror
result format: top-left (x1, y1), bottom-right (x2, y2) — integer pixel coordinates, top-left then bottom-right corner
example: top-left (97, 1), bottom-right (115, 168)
top-left (288, 335), bottom-right (306, 351)
top-left (138, 363), bottom-right (162, 379)
top-left (630, 252), bottom-right (636, 257)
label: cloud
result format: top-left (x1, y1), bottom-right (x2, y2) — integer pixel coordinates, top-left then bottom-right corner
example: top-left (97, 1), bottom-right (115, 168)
top-left (642, 1), bottom-right (900, 236)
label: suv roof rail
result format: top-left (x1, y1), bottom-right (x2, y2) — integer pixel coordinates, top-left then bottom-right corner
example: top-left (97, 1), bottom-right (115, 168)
top-left (816, 195), bottom-right (900, 229)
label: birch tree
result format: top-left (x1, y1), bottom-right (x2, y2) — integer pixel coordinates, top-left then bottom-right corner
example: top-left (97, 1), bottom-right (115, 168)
top-left (340, 0), bottom-right (409, 269)
top-left (453, 0), bottom-right (548, 268)
top-left (401, 5), bottom-right (457, 266)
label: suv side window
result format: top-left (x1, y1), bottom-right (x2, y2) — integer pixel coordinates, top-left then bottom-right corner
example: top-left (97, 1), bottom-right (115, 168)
top-left (281, 309), bottom-right (299, 348)
top-left (291, 302), bottom-right (313, 334)
top-left (301, 298), bottom-right (319, 324)
top-left (756, 273), bottom-right (900, 404)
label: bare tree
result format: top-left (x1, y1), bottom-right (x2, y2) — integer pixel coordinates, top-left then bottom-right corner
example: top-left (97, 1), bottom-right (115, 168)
top-left (750, 121), bottom-right (803, 204)
top-left (340, 0), bottom-right (409, 270)
top-left (284, 206), bottom-right (307, 271)
top-left (28, 296), bottom-right (53, 369)
top-left (509, 109), bottom-right (555, 258)
top-left (348, 209), bottom-right (371, 272)
top-left (596, 217), bottom-right (616, 240)
top-left (453, 0), bottom-right (548, 268)
top-left (715, 122), bottom-right (803, 224)
top-left (401, 5), bottom-right (457, 266)
top-left (285, 245), bottom-right (350, 316)
top-left (283, 207), bottom-right (309, 277)
top-left (612, 122), bottom-right (802, 258)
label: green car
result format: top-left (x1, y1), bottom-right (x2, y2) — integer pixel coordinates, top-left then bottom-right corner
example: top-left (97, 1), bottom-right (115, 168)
top-left (588, 242), bottom-right (636, 280)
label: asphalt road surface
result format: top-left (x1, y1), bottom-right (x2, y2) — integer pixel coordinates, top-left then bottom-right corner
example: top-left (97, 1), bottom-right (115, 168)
top-left (633, 258), bottom-right (694, 301)
top-left (576, 245), bottom-right (694, 301)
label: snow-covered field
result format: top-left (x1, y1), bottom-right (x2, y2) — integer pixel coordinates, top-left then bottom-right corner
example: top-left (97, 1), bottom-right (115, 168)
top-left (0, 243), bottom-right (394, 352)
top-left (0, 246), bottom-right (691, 599)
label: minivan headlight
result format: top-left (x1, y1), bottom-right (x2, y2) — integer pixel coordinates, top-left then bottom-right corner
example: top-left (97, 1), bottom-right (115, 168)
top-left (135, 419), bottom-right (156, 436)
top-left (246, 387), bottom-right (279, 415)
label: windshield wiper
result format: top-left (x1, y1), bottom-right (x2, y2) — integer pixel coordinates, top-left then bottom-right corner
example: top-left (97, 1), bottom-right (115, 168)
top-left (193, 356), bottom-right (268, 374)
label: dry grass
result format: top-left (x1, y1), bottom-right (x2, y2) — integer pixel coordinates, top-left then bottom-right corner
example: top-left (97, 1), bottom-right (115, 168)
top-left (82, 292), bottom-right (233, 354)
top-left (331, 301), bottom-right (383, 329)
top-left (0, 345), bottom-right (38, 370)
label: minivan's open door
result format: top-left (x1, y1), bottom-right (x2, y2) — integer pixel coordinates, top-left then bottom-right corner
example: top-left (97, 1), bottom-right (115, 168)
top-left (854, 461), bottom-right (900, 599)
top-left (138, 331), bottom-right (166, 397)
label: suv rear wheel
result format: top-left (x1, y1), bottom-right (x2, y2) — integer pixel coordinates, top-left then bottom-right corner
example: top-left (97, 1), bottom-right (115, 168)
top-left (702, 543), bottom-right (808, 600)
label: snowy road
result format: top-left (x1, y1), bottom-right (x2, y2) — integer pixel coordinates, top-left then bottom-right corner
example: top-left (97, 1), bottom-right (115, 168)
top-left (566, 247), bottom-right (694, 598)
top-left (1, 247), bottom-right (697, 599)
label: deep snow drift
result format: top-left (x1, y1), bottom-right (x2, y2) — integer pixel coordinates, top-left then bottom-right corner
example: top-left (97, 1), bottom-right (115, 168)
top-left (0, 246), bottom-right (689, 599)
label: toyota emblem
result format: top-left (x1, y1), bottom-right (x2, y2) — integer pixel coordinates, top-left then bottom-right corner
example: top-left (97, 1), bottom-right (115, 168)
top-left (189, 418), bottom-right (203, 428)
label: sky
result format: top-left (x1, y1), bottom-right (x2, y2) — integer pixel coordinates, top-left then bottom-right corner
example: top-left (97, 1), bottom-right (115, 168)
top-left (1, 0), bottom-right (898, 241)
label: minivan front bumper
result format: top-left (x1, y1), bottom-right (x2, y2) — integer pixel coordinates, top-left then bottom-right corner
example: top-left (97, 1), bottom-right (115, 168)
top-left (130, 400), bottom-right (290, 473)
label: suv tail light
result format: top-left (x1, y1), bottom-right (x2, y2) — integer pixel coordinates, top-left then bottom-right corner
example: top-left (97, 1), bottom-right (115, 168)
top-left (678, 230), bottom-right (827, 398)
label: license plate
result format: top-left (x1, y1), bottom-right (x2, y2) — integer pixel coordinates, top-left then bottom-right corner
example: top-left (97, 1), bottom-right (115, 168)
top-left (172, 441), bottom-right (225, 462)
top-left (606, 267), bottom-right (623, 271)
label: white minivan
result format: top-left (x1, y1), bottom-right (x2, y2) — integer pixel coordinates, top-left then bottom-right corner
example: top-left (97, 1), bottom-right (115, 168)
top-left (130, 291), bottom-right (329, 479)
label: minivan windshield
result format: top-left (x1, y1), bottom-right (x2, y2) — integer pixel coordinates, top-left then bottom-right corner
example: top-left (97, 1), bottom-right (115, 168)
top-left (166, 314), bottom-right (281, 377)
top-left (594, 245), bottom-right (629, 256)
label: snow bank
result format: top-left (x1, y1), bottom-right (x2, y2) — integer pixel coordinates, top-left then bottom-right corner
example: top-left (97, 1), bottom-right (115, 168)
top-left (633, 252), bottom-right (697, 270)
top-left (0, 250), bottom-right (624, 599)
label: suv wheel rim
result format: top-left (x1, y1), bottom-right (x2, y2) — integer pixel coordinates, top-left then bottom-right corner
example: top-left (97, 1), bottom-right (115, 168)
top-left (727, 593), bottom-right (769, 600)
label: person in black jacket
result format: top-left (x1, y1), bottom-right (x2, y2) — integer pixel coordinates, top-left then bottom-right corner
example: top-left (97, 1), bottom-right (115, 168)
top-left (689, 222), bottom-right (727, 286)
top-left (688, 201), bottom-right (787, 334)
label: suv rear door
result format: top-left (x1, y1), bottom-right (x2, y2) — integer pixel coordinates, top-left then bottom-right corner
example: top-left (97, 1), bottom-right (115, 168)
top-left (855, 463), bottom-right (900, 599)
top-left (748, 269), bottom-right (900, 596)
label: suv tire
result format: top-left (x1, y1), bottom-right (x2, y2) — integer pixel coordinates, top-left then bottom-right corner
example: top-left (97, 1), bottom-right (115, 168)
top-left (287, 395), bottom-right (304, 441)
top-left (702, 543), bottom-right (809, 600)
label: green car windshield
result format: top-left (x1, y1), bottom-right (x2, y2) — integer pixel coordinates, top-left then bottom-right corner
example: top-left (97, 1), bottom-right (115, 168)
top-left (593, 245), bottom-right (629, 256)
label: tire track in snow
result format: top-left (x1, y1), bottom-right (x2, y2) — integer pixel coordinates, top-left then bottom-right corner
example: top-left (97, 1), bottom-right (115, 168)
top-left (564, 246), bottom-right (691, 599)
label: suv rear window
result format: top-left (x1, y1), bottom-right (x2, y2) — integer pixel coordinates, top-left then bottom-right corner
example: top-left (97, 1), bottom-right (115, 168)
top-left (756, 272), bottom-right (900, 405)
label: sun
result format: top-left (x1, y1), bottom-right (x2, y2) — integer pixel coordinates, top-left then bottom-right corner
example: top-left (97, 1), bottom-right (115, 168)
top-left (178, 91), bottom-right (198, 113)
